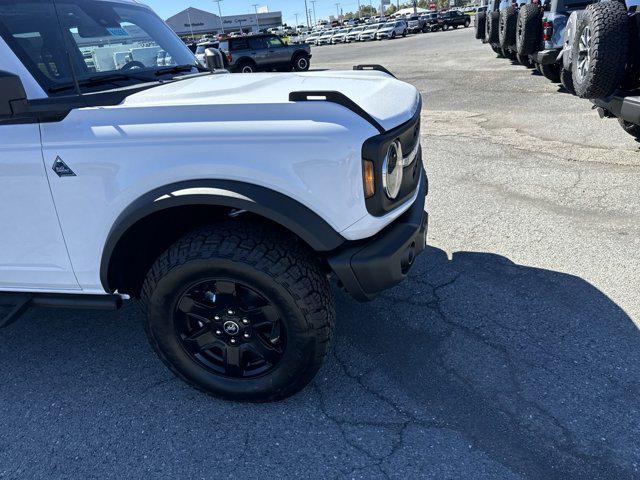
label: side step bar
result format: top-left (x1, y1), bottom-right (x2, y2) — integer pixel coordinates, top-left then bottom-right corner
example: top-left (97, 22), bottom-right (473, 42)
top-left (0, 293), bottom-right (124, 329)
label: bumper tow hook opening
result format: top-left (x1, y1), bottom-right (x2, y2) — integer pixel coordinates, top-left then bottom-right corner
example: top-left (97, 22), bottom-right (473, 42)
top-left (401, 242), bottom-right (417, 275)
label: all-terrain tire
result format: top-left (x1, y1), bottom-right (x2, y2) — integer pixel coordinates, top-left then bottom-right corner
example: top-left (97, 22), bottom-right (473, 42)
top-left (517, 53), bottom-right (534, 68)
top-left (235, 59), bottom-right (257, 73)
top-left (476, 12), bottom-right (487, 39)
top-left (499, 6), bottom-right (518, 51)
top-left (560, 67), bottom-right (575, 94)
top-left (491, 43), bottom-right (505, 58)
top-left (572, 1), bottom-right (630, 99)
top-left (292, 52), bottom-right (311, 71)
top-left (141, 220), bottom-right (335, 402)
top-left (540, 62), bottom-right (561, 83)
top-left (516, 3), bottom-right (543, 56)
top-left (487, 10), bottom-right (501, 44)
top-left (562, 11), bottom-right (585, 71)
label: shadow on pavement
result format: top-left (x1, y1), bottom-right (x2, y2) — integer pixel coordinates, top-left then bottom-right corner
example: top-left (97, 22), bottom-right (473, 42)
top-left (0, 246), bottom-right (637, 479)
top-left (331, 246), bottom-right (640, 479)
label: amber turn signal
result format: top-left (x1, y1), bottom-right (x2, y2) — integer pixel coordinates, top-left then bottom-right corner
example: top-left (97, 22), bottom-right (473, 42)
top-left (362, 160), bottom-right (375, 199)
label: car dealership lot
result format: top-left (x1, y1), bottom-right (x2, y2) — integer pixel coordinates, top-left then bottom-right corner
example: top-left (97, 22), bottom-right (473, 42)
top-left (1, 28), bottom-right (639, 480)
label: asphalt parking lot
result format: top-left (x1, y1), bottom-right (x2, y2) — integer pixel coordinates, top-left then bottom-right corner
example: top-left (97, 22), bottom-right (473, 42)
top-left (2, 28), bottom-right (639, 480)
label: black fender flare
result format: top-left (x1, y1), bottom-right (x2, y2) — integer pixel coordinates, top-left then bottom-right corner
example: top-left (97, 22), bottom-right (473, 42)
top-left (100, 180), bottom-right (346, 292)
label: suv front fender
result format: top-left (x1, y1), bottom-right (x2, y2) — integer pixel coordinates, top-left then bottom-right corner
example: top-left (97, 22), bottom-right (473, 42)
top-left (100, 179), bottom-right (346, 292)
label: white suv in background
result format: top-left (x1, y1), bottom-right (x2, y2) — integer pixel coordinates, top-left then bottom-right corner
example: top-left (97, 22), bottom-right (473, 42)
top-left (376, 20), bottom-right (409, 39)
top-left (360, 22), bottom-right (385, 41)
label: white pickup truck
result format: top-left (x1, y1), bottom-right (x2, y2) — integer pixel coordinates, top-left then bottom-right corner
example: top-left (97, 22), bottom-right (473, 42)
top-left (0, 0), bottom-right (427, 401)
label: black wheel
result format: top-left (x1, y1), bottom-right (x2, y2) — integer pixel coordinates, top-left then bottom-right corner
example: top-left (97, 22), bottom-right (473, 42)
top-left (476, 12), bottom-right (487, 40)
top-left (516, 3), bottom-right (543, 56)
top-left (464, 19), bottom-right (470, 28)
top-left (619, 118), bottom-right (640, 141)
top-left (560, 67), bottom-right (576, 94)
top-left (402, 29), bottom-right (407, 37)
top-left (572, 1), bottom-right (630, 99)
top-left (499, 6), bottom-right (518, 51)
top-left (292, 53), bottom-right (310, 71)
top-left (517, 53), bottom-right (534, 68)
top-left (443, 23), bottom-right (449, 31)
top-left (491, 43), bottom-right (505, 58)
top-left (423, 25), bottom-right (431, 33)
top-left (391, 31), bottom-right (396, 38)
top-left (141, 221), bottom-right (335, 402)
top-left (540, 62), bottom-right (561, 83)
top-left (235, 59), bottom-right (257, 73)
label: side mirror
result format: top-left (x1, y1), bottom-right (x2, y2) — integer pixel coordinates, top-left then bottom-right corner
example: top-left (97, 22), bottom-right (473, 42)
top-left (205, 48), bottom-right (227, 72)
top-left (0, 71), bottom-right (27, 118)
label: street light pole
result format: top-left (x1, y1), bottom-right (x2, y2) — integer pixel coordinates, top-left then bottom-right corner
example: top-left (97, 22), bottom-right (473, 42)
top-left (213, 0), bottom-right (225, 34)
top-left (252, 3), bottom-right (260, 32)
top-left (304, 0), bottom-right (310, 28)
top-left (335, 2), bottom-right (340, 20)
top-left (294, 12), bottom-right (299, 27)
top-left (311, 0), bottom-right (317, 25)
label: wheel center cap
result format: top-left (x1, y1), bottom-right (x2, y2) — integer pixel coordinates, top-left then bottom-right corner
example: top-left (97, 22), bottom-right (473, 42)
top-left (223, 320), bottom-right (240, 336)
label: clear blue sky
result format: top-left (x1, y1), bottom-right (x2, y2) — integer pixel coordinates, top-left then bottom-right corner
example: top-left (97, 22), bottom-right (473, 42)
top-left (146, 0), bottom-right (381, 26)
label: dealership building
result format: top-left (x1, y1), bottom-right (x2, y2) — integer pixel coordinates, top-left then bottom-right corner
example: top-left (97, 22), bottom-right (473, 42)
top-left (166, 7), bottom-right (283, 39)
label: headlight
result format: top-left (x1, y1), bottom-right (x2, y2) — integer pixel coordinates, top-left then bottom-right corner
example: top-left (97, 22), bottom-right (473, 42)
top-left (382, 140), bottom-right (403, 199)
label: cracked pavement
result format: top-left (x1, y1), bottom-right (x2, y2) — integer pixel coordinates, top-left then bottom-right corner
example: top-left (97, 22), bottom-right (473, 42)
top-left (1, 28), bottom-right (639, 480)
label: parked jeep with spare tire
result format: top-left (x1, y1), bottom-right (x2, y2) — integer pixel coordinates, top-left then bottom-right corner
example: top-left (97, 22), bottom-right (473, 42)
top-left (486, 0), bottom-right (511, 55)
top-left (498, 0), bottom-right (521, 59)
top-left (517, 0), bottom-right (596, 82)
top-left (571, 0), bottom-right (639, 99)
top-left (0, 0), bottom-right (427, 402)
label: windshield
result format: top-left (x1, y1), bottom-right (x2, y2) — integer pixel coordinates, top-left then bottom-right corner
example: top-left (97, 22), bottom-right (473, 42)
top-left (0, 0), bottom-right (198, 96)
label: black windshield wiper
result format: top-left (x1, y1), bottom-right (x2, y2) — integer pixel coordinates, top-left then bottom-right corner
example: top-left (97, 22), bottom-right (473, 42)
top-left (48, 72), bottom-right (157, 93)
top-left (154, 64), bottom-right (204, 77)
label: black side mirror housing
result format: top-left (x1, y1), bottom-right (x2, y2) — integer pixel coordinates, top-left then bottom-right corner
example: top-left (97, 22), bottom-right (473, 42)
top-left (205, 48), bottom-right (227, 72)
top-left (0, 71), bottom-right (27, 118)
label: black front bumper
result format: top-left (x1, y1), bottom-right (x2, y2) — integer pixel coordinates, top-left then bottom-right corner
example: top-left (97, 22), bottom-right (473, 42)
top-left (532, 49), bottom-right (560, 65)
top-left (328, 168), bottom-right (428, 302)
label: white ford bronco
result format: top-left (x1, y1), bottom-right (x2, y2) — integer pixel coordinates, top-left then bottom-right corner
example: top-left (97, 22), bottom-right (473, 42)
top-left (0, 0), bottom-right (427, 401)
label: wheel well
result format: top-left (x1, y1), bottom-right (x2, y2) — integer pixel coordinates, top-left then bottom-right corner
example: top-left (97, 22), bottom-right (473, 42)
top-left (236, 57), bottom-right (255, 66)
top-left (105, 206), bottom-right (327, 298)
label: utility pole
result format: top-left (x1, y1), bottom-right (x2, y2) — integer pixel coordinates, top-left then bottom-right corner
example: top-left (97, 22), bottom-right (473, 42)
top-left (311, 0), bottom-right (318, 25)
top-left (357, 0), bottom-right (361, 18)
top-left (294, 12), bottom-right (299, 26)
top-left (304, 0), bottom-right (310, 27)
top-left (187, 9), bottom-right (195, 41)
top-left (252, 3), bottom-right (260, 32)
top-left (213, 0), bottom-right (225, 34)
top-left (335, 2), bottom-right (340, 20)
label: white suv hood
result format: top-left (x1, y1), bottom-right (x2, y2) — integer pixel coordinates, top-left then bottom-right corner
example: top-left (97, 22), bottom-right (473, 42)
top-left (122, 70), bottom-right (421, 131)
